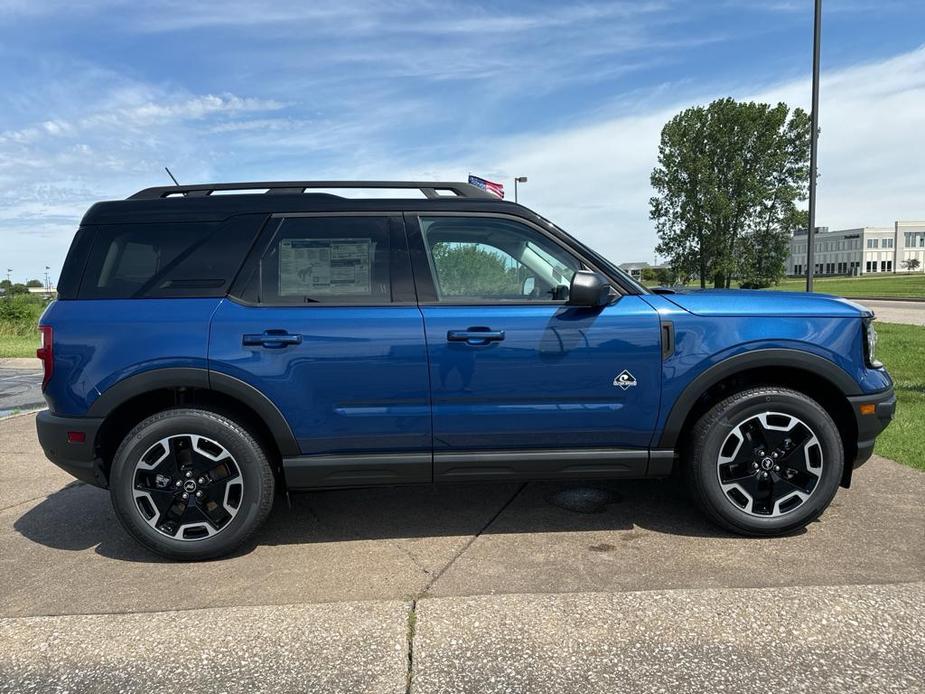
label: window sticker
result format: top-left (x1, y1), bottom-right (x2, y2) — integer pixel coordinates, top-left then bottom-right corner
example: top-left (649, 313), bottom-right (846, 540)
top-left (278, 238), bottom-right (373, 296)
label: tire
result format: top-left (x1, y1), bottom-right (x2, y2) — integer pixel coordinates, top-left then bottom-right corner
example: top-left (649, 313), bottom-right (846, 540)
top-left (109, 408), bottom-right (275, 560)
top-left (686, 387), bottom-right (844, 536)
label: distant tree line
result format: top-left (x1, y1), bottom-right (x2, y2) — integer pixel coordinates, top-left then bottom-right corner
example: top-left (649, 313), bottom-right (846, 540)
top-left (649, 98), bottom-right (811, 288)
top-left (1, 279), bottom-right (44, 296)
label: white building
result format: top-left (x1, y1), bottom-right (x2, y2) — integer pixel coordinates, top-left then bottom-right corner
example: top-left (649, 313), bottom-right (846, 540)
top-left (787, 221), bottom-right (925, 276)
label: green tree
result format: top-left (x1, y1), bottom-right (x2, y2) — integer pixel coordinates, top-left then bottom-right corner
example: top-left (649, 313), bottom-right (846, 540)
top-left (25, 279), bottom-right (43, 287)
top-left (902, 258), bottom-right (921, 272)
top-left (430, 243), bottom-right (527, 296)
top-left (650, 98), bottom-right (811, 288)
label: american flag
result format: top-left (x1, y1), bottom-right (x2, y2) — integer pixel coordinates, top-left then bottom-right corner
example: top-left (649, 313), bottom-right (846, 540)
top-left (468, 174), bottom-right (504, 199)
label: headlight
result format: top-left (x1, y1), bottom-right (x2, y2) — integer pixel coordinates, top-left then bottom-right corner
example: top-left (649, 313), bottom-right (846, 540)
top-left (863, 317), bottom-right (882, 368)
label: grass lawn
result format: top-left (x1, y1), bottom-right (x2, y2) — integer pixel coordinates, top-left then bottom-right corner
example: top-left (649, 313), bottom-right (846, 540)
top-left (0, 335), bottom-right (36, 358)
top-left (872, 322), bottom-right (925, 471)
top-left (769, 273), bottom-right (925, 298)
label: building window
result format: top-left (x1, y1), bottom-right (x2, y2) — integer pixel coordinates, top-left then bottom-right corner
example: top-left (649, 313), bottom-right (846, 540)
top-left (867, 239), bottom-right (878, 249)
top-left (884, 238), bottom-right (894, 249)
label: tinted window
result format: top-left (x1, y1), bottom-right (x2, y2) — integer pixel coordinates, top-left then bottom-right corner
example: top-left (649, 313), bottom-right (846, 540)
top-left (420, 216), bottom-right (580, 302)
top-left (254, 216), bottom-right (392, 305)
top-left (78, 216), bottom-right (261, 299)
top-left (56, 226), bottom-right (95, 300)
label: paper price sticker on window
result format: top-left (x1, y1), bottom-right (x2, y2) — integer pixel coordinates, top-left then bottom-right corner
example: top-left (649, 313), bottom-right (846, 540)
top-left (279, 238), bottom-right (372, 296)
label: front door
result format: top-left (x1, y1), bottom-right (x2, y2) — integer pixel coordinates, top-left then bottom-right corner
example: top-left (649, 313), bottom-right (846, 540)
top-left (407, 213), bottom-right (662, 481)
top-left (209, 213), bottom-right (432, 487)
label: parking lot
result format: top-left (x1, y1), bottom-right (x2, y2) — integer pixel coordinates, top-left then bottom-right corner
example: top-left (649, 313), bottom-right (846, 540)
top-left (1, 410), bottom-right (923, 693)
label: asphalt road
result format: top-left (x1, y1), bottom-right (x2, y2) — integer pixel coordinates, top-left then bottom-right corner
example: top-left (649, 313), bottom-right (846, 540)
top-left (1, 412), bottom-right (923, 693)
top-left (0, 362), bottom-right (43, 417)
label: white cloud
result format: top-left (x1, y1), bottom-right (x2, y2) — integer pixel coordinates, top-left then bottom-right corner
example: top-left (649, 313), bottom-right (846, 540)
top-left (1, 44), bottom-right (923, 282)
top-left (375, 45), bottom-right (925, 264)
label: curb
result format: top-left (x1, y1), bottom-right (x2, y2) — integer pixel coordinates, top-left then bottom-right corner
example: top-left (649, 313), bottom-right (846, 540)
top-left (0, 404), bottom-right (44, 420)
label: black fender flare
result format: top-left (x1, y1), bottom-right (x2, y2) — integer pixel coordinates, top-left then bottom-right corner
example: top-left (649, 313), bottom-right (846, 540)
top-left (87, 367), bottom-right (299, 456)
top-left (657, 348), bottom-right (861, 449)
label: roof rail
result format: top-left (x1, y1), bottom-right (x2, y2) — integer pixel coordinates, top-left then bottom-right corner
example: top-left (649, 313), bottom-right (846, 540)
top-left (128, 180), bottom-right (500, 201)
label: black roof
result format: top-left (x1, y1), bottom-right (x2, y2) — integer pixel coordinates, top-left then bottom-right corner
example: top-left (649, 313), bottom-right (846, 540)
top-left (81, 180), bottom-right (518, 225)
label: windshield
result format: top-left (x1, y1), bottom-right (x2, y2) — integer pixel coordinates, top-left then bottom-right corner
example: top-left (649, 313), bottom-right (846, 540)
top-left (532, 213), bottom-right (650, 294)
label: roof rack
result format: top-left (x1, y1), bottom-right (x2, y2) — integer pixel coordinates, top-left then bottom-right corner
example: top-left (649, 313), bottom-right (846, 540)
top-left (128, 180), bottom-right (500, 201)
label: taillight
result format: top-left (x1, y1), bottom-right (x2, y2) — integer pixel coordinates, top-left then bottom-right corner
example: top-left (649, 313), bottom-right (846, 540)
top-left (37, 325), bottom-right (53, 390)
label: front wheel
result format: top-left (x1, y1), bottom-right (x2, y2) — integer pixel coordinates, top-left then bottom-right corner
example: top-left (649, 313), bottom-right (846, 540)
top-left (686, 387), bottom-right (844, 536)
top-left (109, 409), bottom-right (275, 560)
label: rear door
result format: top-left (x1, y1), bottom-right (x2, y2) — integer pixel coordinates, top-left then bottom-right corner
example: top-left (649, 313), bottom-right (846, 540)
top-left (209, 213), bottom-right (432, 487)
top-left (407, 212), bottom-right (662, 481)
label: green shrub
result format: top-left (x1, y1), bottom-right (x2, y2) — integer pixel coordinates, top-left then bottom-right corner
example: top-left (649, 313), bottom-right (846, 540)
top-left (0, 295), bottom-right (46, 337)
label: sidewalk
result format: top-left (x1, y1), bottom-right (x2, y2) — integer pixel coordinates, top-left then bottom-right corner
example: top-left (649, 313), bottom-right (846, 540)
top-left (2, 583), bottom-right (922, 693)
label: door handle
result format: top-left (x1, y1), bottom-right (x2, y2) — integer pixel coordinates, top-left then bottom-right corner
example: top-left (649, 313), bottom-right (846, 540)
top-left (447, 328), bottom-right (505, 345)
top-left (242, 331), bottom-right (303, 348)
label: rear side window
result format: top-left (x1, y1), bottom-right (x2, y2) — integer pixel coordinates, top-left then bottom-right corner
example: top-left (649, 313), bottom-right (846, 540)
top-left (246, 216), bottom-right (393, 305)
top-left (78, 216), bottom-right (262, 299)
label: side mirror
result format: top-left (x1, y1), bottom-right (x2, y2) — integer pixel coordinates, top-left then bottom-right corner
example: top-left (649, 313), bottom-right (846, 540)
top-left (566, 271), bottom-right (612, 307)
top-left (521, 276), bottom-right (535, 296)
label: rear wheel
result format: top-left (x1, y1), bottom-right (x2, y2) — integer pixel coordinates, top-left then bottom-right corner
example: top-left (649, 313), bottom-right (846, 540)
top-left (686, 387), bottom-right (844, 536)
top-left (109, 409), bottom-right (275, 560)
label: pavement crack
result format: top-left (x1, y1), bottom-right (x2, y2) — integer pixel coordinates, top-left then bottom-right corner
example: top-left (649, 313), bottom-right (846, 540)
top-left (419, 482), bottom-right (527, 597)
top-left (404, 599), bottom-right (417, 694)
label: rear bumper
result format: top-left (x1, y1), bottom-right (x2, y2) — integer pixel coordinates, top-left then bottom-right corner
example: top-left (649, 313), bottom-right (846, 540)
top-left (847, 386), bottom-right (896, 470)
top-left (35, 410), bottom-right (107, 488)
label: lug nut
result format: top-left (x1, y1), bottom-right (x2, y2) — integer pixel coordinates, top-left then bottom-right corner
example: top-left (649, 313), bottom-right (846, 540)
top-left (761, 471), bottom-right (769, 478)
top-left (182, 492), bottom-right (189, 500)
top-left (752, 462), bottom-right (759, 469)
top-left (198, 477), bottom-right (206, 485)
top-left (185, 471), bottom-right (193, 478)
top-left (174, 480), bottom-right (183, 488)
top-left (771, 451), bottom-right (779, 459)
top-left (196, 491), bottom-right (203, 498)
top-left (774, 465), bottom-right (780, 472)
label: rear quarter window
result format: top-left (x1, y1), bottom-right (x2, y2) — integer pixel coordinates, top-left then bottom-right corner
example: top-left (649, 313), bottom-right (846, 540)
top-left (77, 215), bottom-right (263, 299)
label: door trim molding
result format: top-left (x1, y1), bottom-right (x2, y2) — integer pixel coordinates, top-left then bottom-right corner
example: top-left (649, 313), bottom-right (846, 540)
top-left (435, 448), bottom-right (669, 482)
top-left (282, 452), bottom-right (432, 489)
top-left (281, 448), bottom-right (677, 489)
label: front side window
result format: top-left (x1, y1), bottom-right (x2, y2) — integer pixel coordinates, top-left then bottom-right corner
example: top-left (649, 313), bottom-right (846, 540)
top-left (255, 216), bottom-right (392, 304)
top-left (419, 216), bottom-right (581, 303)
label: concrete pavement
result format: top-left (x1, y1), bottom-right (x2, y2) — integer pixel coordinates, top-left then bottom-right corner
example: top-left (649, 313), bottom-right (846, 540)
top-left (855, 298), bottom-right (925, 326)
top-left (2, 411), bottom-right (923, 692)
top-left (414, 583), bottom-right (925, 693)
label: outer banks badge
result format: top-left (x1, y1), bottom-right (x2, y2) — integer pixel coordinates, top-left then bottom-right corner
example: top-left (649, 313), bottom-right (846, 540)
top-left (613, 370), bottom-right (637, 390)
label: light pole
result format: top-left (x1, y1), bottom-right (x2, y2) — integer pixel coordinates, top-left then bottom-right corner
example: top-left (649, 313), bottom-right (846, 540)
top-left (45, 266), bottom-right (51, 291)
top-left (514, 176), bottom-right (528, 203)
top-left (806, 0), bottom-right (822, 292)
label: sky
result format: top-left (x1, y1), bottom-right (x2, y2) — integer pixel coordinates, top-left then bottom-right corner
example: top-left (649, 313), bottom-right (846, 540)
top-left (1, 0), bottom-right (924, 283)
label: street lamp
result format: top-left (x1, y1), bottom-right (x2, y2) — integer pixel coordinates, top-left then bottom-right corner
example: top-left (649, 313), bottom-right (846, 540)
top-left (514, 176), bottom-right (528, 203)
top-left (806, 0), bottom-right (822, 292)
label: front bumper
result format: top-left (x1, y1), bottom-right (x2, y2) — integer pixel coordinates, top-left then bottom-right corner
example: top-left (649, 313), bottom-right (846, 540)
top-left (847, 386), bottom-right (896, 470)
top-left (35, 410), bottom-right (107, 488)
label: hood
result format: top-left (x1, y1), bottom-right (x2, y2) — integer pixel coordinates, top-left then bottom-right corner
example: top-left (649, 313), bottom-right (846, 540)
top-left (657, 289), bottom-right (871, 318)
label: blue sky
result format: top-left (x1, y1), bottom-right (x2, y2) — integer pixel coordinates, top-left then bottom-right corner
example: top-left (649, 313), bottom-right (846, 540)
top-left (1, 0), bottom-right (924, 282)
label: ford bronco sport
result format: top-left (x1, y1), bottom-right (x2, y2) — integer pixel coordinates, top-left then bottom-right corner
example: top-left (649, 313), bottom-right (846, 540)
top-left (36, 180), bottom-right (895, 560)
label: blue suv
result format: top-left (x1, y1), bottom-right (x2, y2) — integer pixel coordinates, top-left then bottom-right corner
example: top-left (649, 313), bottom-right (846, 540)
top-left (36, 180), bottom-right (896, 560)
